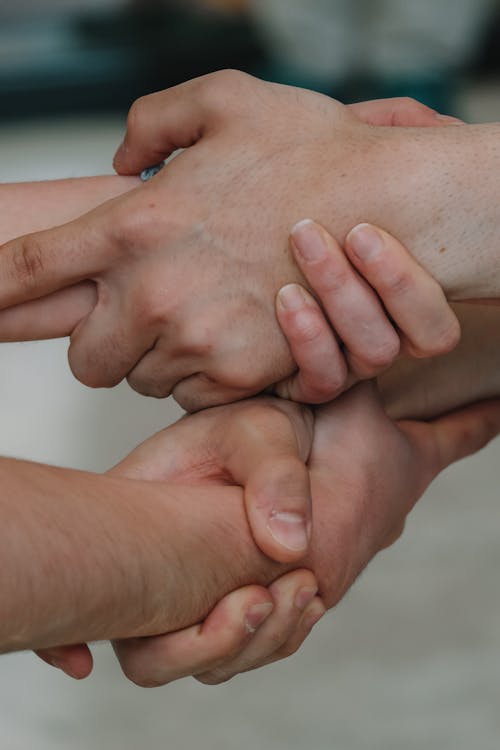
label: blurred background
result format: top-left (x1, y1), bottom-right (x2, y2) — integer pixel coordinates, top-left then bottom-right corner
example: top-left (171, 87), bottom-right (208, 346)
top-left (1, 0), bottom-right (500, 118)
top-left (1, 1), bottom-right (500, 749)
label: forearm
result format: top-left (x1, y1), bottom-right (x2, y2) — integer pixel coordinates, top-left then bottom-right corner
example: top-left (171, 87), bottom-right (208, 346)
top-left (382, 124), bottom-right (500, 301)
top-left (0, 176), bottom-right (140, 243)
top-left (320, 123), bottom-right (500, 301)
top-left (379, 303), bottom-right (500, 420)
top-left (0, 458), bottom-right (279, 653)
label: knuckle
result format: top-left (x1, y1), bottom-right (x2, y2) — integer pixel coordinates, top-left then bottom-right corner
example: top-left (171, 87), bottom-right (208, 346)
top-left (408, 316), bottom-right (461, 359)
top-left (196, 670), bottom-right (232, 686)
top-left (292, 313), bottom-right (325, 346)
top-left (120, 659), bottom-right (162, 689)
top-left (428, 318), bottom-right (462, 356)
top-left (200, 69), bottom-right (251, 112)
top-left (302, 373), bottom-right (346, 403)
top-left (380, 268), bottom-right (413, 297)
top-left (11, 235), bottom-right (45, 289)
top-left (133, 291), bottom-right (170, 330)
top-left (269, 452), bottom-right (308, 483)
top-left (177, 318), bottom-right (216, 358)
top-left (211, 359), bottom-right (262, 393)
top-left (128, 672), bottom-right (163, 689)
top-left (400, 96), bottom-right (420, 109)
top-left (366, 333), bottom-right (401, 368)
top-left (317, 265), bottom-right (351, 296)
top-left (110, 204), bottom-right (160, 253)
top-left (126, 95), bottom-right (148, 135)
top-left (68, 339), bottom-right (123, 389)
top-left (438, 318), bottom-right (462, 352)
top-left (127, 372), bottom-right (172, 399)
top-left (172, 378), bottom-right (217, 412)
top-left (206, 68), bottom-right (248, 93)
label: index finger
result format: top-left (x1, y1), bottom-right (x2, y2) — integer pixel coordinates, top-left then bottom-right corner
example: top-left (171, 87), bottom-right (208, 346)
top-left (0, 207), bottom-right (112, 310)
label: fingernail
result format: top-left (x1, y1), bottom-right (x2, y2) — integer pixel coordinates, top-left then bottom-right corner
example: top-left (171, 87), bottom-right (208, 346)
top-left (245, 602), bottom-right (273, 633)
top-left (347, 223), bottom-right (383, 261)
top-left (291, 219), bottom-right (327, 262)
top-left (278, 283), bottom-right (308, 311)
top-left (267, 511), bottom-right (309, 552)
top-left (295, 586), bottom-right (318, 611)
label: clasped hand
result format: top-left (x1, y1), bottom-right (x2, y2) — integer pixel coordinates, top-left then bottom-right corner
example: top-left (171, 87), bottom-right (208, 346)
top-left (1, 72), bottom-right (497, 686)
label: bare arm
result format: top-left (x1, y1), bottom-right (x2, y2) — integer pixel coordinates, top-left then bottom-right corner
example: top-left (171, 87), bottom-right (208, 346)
top-left (0, 176), bottom-right (139, 242)
top-left (0, 455), bottom-right (279, 654)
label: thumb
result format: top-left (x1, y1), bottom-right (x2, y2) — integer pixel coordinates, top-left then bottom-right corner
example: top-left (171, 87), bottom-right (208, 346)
top-left (221, 400), bottom-right (315, 564)
top-left (400, 398), bottom-right (500, 480)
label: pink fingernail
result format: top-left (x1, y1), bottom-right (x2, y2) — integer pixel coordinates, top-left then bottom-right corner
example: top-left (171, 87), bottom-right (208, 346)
top-left (291, 219), bottom-right (327, 262)
top-left (347, 223), bottom-right (383, 261)
top-left (267, 511), bottom-right (309, 553)
top-left (278, 283), bottom-right (307, 311)
top-left (245, 602), bottom-right (273, 633)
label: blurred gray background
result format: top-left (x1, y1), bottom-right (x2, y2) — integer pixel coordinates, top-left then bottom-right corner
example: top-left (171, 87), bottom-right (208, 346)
top-left (1, 1), bottom-right (500, 748)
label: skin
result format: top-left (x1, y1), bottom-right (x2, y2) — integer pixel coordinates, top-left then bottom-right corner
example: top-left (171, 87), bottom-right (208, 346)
top-left (10, 385), bottom-right (499, 689)
top-left (0, 97), bottom-right (464, 566)
top-left (3, 91), bottom-right (494, 676)
top-left (0, 73), bottom-right (498, 411)
top-left (1, 91), bottom-right (496, 681)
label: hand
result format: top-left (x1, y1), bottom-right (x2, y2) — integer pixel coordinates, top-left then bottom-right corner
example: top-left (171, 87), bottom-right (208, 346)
top-left (35, 397), bottom-right (322, 680)
top-left (0, 73), bottom-right (480, 411)
top-left (274, 220), bottom-right (460, 403)
top-left (37, 385), bottom-right (500, 685)
top-left (108, 385), bottom-right (500, 687)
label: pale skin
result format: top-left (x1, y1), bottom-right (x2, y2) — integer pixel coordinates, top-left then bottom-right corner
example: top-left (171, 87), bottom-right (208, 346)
top-left (0, 96), bottom-right (466, 564)
top-left (1, 92), bottom-right (499, 685)
top-left (1, 72), bottom-right (499, 414)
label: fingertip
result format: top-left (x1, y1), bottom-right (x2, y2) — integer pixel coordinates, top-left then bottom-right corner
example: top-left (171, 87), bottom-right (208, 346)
top-left (345, 223), bottom-right (385, 264)
top-left (302, 599), bottom-right (326, 632)
top-left (276, 283), bottom-right (310, 314)
top-left (245, 601), bottom-right (274, 634)
top-left (36, 645), bottom-right (94, 680)
top-left (290, 218), bottom-right (332, 266)
top-left (291, 218), bottom-right (316, 237)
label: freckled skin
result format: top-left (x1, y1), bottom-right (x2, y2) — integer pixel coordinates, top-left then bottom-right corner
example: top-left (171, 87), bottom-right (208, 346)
top-left (0, 73), bottom-right (499, 409)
